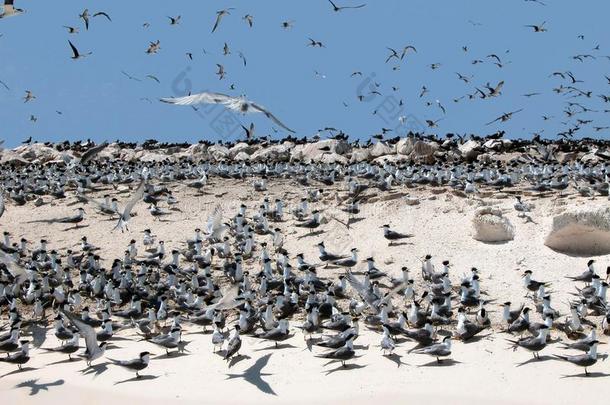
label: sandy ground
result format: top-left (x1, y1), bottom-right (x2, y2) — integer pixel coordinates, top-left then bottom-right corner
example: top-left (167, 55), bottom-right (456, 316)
top-left (1, 178), bottom-right (610, 404)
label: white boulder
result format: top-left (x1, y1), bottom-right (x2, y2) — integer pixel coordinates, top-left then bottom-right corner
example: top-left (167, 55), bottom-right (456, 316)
top-left (545, 207), bottom-right (610, 255)
top-left (472, 206), bottom-right (515, 243)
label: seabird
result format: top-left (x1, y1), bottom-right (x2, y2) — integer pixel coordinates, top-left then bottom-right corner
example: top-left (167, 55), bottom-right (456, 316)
top-left (160, 92), bottom-right (295, 133)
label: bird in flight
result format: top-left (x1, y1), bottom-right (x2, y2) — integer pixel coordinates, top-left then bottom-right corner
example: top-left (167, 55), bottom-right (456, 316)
top-left (23, 90), bottom-right (35, 103)
top-left (68, 40), bottom-right (91, 60)
top-left (160, 92), bottom-right (296, 133)
top-left (525, 21), bottom-right (547, 32)
top-left (308, 38), bottom-right (325, 48)
top-left (0, 0), bottom-right (24, 19)
top-left (243, 14), bottom-right (254, 27)
top-left (63, 26), bottom-right (79, 34)
top-left (486, 109), bottom-right (524, 125)
top-left (212, 9), bottom-right (234, 33)
top-left (168, 15), bottom-right (181, 25)
top-left (146, 40), bottom-right (161, 54)
top-left (327, 0), bottom-right (366, 12)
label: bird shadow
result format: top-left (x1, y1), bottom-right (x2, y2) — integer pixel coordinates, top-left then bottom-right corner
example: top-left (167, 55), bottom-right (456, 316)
top-left (383, 353), bottom-right (409, 368)
top-left (225, 353), bottom-right (276, 396)
top-left (228, 354), bottom-right (252, 368)
top-left (418, 359), bottom-right (461, 367)
top-left (79, 362), bottom-right (111, 377)
top-left (14, 378), bottom-right (64, 395)
top-left (297, 230), bottom-right (325, 239)
top-left (152, 351), bottom-right (190, 360)
top-left (255, 343), bottom-right (296, 351)
top-left (114, 374), bottom-right (160, 385)
top-left (461, 333), bottom-right (493, 344)
top-left (47, 357), bottom-right (82, 366)
top-left (323, 363), bottom-right (367, 375)
top-left (560, 372), bottom-right (610, 379)
top-left (388, 242), bottom-right (413, 247)
top-left (63, 225), bottom-right (90, 232)
top-left (0, 367), bottom-right (38, 379)
top-left (515, 355), bottom-right (554, 367)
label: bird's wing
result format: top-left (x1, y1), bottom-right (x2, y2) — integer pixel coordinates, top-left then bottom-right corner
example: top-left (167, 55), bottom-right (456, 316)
top-left (145, 75), bottom-right (160, 83)
top-left (345, 271), bottom-right (369, 300)
top-left (68, 40), bottom-right (79, 57)
top-left (249, 103), bottom-right (296, 133)
top-left (80, 142), bottom-right (108, 164)
top-left (206, 203), bottom-right (223, 234)
top-left (62, 310), bottom-right (98, 355)
top-left (93, 12), bottom-right (112, 21)
top-left (122, 179), bottom-right (146, 219)
top-left (212, 13), bottom-right (223, 32)
top-left (160, 92), bottom-right (233, 106)
top-left (0, 251), bottom-right (28, 285)
top-left (211, 285), bottom-right (241, 311)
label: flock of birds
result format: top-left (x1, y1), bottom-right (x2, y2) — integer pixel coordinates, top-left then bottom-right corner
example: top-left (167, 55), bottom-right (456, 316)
top-left (0, 141), bottom-right (609, 392)
top-left (1, 0), bottom-right (610, 141)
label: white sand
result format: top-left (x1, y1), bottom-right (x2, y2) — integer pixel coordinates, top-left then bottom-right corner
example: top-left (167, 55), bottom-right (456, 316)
top-left (1, 179), bottom-right (609, 404)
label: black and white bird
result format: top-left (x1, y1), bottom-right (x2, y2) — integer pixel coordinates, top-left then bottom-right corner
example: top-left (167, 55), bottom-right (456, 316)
top-left (109, 351), bottom-right (152, 377)
top-left (0, 0), bottom-right (24, 19)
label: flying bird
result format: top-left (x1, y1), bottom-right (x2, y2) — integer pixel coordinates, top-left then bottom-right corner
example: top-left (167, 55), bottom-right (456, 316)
top-left (243, 14), bottom-right (254, 27)
top-left (486, 109), bottom-right (524, 125)
top-left (0, 0), bottom-right (24, 19)
top-left (327, 0), bottom-right (366, 12)
top-left (93, 11), bottom-right (111, 22)
top-left (63, 26), bottom-right (79, 34)
top-left (114, 178), bottom-right (147, 232)
top-left (212, 9), bottom-right (234, 33)
top-left (525, 22), bottom-right (547, 32)
top-left (68, 40), bottom-right (91, 60)
top-left (160, 92), bottom-right (296, 133)
top-left (168, 15), bottom-right (181, 25)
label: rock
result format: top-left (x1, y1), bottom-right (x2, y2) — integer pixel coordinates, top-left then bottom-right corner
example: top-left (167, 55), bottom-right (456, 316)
top-left (372, 154), bottom-right (410, 164)
top-left (318, 153), bottom-right (348, 165)
top-left (369, 142), bottom-right (394, 158)
top-left (580, 151), bottom-right (599, 164)
top-left (404, 196), bottom-right (420, 205)
top-left (396, 137), bottom-right (415, 155)
top-left (556, 151), bottom-right (578, 164)
top-left (233, 151), bottom-right (250, 161)
top-left (97, 143), bottom-right (122, 160)
top-left (207, 145), bottom-right (230, 161)
top-left (292, 140), bottom-right (349, 163)
top-left (545, 206), bottom-right (610, 255)
top-left (409, 140), bottom-right (438, 163)
top-left (16, 143), bottom-right (64, 163)
top-left (0, 149), bottom-right (28, 165)
top-left (136, 151), bottom-right (171, 163)
top-left (349, 148), bottom-right (371, 163)
top-left (250, 142), bottom-right (293, 162)
top-left (472, 206), bottom-right (515, 243)
top-left (458, 140), bottom-right (481, 161)
top-left (229, 142), bottom-right (258, 158)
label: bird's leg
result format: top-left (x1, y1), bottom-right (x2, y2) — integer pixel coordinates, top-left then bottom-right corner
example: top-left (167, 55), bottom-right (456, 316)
top-left (585, 368), bottom-right (588, 376)
top-left (275, 341), bottom-right (278, 348)
top-left (136, 372), bottom-right (140, 378)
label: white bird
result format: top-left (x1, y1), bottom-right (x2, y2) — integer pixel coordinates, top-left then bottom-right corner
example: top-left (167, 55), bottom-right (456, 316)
top-left (62, 311), bottom-right (107, 366)
top-left (0, 0), bottom-right (24, 19)
top-left (114, 178), bottom-right (147, 232)
top-left (160, 92), bottom-right (295, 133)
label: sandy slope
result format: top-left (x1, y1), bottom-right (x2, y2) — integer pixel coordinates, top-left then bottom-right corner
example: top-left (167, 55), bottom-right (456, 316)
top-left (0, 179), bottom-right (609, 404)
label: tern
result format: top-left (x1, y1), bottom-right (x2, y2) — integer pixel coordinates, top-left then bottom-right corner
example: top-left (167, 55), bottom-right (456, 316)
top-left (161, 92), bottom-right (295, 133)
top-left (554, 341), bottom-right (600, 376)
top-left (109, 351), bottom-right (152, 377)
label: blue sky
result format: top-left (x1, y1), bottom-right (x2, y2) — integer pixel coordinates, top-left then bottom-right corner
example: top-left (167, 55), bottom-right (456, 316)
top-left (1, 0), bottom-right (609, 147)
